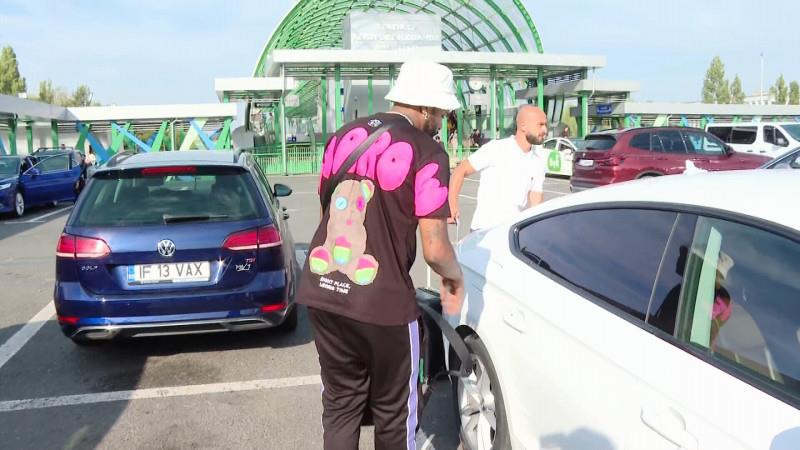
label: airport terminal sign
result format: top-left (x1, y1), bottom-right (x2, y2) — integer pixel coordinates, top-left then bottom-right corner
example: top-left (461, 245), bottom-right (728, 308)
top-left (343, 12), bottom-right (442, 51)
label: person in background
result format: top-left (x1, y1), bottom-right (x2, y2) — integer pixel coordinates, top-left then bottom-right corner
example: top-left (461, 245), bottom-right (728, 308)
top-left (448, 105), bottom-right (548, 231)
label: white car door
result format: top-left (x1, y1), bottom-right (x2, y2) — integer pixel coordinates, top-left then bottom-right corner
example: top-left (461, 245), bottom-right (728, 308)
top-left (471, 208), bottom-right (681, 449)
top-left (638, 214), bottom-right (800, 450)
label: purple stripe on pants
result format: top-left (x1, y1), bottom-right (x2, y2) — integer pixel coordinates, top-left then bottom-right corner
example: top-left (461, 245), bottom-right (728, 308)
top-left (406, 319), bottom-right (420, 450)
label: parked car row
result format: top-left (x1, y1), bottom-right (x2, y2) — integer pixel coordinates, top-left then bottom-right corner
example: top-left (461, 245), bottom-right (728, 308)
top-left (53, 150), bottom-right (299, 344)
top-left (0, 149), bottom-right (86, 217)
top-left (569, 127), bottom-right (770, 192)
top-left (450, 170), bottom-right (800, 450)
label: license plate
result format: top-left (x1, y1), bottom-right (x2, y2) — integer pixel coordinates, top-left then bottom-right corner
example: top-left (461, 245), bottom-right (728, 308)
top-left (127, 262), bottom-right (210, 284)
top-left (577, 159), bottom-right (595, 167)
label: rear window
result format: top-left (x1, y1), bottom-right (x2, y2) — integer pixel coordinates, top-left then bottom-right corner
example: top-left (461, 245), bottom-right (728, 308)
top-left (72, 166), bottom-right (265, 227)
top-left (581, 135), bottom-right (617, 151)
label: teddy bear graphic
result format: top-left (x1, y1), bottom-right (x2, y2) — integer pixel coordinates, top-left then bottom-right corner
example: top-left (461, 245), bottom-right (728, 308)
top-left (308, 179), bottom-right (379, 286)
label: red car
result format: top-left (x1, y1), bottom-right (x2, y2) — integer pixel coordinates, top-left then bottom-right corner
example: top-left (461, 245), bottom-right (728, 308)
top-left (570, 127), bottom-right (771, 192)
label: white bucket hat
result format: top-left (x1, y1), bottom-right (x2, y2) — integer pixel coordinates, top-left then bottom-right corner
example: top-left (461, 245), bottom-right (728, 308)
top-left (385, 61), bottom-right (460, 111)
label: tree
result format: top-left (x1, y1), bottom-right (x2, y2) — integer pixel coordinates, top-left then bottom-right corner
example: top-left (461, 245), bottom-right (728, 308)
top-left (36, 79), bottom-right (55, 104)
top-left (0, 46), bottom-right (27, 95)
top-left (717, 79), bottom-right (731, 104)
top-left (69, 85), bottom-right (94, 106)
top-left (702, 56), bottom-right (727, 103)
top-left (53, 87), bottom-right (71, 106)
top-left (774, 74), bottom-right (788, 104)
top-left (730, 75), bottom-right (746, 104)
top-left (790, 81), bottom-right (800, 105)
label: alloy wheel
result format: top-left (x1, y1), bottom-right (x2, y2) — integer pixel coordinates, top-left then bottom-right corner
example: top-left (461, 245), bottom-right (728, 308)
top-left (458, 357), bottom-right (497, 450)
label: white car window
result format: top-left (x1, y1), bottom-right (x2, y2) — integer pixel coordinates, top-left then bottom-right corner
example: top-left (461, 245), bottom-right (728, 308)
top-left (515, 209), bottom-right (677, 321)
top-left (677, 216), bottom-right (800, 400)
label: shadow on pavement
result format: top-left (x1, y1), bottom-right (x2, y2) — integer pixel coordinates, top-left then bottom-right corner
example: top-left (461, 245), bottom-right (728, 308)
top-left (0, 203), bottom-right (74, 242)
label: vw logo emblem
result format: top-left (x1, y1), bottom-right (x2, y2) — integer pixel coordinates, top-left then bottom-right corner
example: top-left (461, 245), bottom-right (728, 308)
top-left (157, 239), bottom-right (176, 257)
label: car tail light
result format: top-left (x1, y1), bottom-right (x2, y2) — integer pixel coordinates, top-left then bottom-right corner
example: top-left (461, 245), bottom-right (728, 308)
top-left (57, 315), bottom-right (80, 325)
top-left (223, 225), bottom-right (282, 251)
top-left (141, 166), bottom-right (197, 176)
top-left (261, 301), bottom-right (288, 313)
top-left (56, 233), bottom-right (111, 258)
top-left (598, 156), bottom-right (625, 167)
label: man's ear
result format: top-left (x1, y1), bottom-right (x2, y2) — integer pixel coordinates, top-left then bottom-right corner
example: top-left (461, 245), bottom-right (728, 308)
top-left (360, 180), bottom-right (375, 202)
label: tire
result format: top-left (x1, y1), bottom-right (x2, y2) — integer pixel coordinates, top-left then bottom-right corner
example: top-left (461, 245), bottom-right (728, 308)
top-left (638, 173), bottom-right (661, 179)
top-left (277, 305), bottom-right (298, 333)
top-left (451, 334), bottom-right (511, 450)
top-left (13, 191), bottom-right (24, 217)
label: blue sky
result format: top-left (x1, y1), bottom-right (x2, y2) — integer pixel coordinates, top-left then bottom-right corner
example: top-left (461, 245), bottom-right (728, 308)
top-left (1, 0), bottom-right (797, 105)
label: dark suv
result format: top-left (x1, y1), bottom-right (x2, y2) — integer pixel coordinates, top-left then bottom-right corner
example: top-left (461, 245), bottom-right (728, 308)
top-left (54, 150), bottom-right (298, 344)
top-left (570, 127), bottom-right (771, 191)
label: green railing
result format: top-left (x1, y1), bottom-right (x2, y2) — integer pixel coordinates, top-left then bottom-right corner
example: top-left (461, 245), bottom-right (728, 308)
top-left (250, 142), bottom-right (325, 175)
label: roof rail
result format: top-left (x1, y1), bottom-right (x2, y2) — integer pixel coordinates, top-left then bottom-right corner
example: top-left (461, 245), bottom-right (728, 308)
top-left (104, 150), bottom-right (139, 168)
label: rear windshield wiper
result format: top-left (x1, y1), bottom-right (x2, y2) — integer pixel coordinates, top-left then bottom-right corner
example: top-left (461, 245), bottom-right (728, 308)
top-left (163, 214), bottom-right (229, 224)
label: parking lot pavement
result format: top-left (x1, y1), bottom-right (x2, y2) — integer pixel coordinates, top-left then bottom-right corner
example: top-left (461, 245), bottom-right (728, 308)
top-left (0, 175), bottom-right (571, 449)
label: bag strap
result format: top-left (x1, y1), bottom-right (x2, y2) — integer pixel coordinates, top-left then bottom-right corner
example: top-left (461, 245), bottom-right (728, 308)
top-left (417, 300), bottom-right (474, 378)
top-left (321, 123), bottom-right (393, 211)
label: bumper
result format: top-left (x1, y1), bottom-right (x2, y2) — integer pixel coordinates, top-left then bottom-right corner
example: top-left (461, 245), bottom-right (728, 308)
top-left (0, 190), bottom-right (15, 213)
top-left (61, 305), bottom-right (294, 340)
top-left (55, 270), bottom-right (294, 339)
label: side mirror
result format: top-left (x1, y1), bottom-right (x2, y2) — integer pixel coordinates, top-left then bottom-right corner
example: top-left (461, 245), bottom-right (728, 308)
top-left (724, 144), bottom-right (734, 155)
top-left (791, 156), bottom-right (800, 169)
top-left (26, 168), bottom-right (41, 177)
top-left (776, 137), bottom-right (789, 147)
top-left (273, 183), bottom-right (292, 197)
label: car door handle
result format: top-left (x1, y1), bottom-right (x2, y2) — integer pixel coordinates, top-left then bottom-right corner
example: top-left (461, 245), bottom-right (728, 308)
top-left (503, 310), bottom-right (526, 334)
top-left (641, 407), bottom-right (698, 450)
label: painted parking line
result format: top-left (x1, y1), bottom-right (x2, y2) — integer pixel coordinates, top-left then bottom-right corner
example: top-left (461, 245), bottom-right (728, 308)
top-left (0, 375), bottom-right (322, 412)
top-left (0, 301), bottom-right (54, 370)
top-left (4, 206), bottom-right (73, 224)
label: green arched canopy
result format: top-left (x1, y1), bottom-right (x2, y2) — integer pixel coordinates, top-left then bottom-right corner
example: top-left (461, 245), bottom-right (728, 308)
top-left (254, 0), bottom-right (544, 77)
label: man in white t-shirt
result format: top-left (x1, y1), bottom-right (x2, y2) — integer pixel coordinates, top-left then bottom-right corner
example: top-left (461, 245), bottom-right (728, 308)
top-left (449, 105), bottom-right (548, 231)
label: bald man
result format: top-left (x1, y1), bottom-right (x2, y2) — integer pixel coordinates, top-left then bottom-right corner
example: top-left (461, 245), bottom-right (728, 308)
top-left (449, 105), bottom-right (548, 231)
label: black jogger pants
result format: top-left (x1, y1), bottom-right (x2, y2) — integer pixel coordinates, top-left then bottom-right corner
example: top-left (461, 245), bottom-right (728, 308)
top-left (308, 307), bottom-right (423, 450)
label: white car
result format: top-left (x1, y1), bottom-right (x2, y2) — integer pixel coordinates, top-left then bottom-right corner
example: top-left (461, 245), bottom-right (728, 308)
top-left (449, 170), bottom-right (800, 450)
top-left (537, 138), bottom-right (577, 177)
top-left (706, 122), bottom-right (800, 158)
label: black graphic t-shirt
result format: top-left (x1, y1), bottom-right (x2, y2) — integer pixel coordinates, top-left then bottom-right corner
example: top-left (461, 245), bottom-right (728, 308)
top-left (297, 113), bottom-right (451, 326)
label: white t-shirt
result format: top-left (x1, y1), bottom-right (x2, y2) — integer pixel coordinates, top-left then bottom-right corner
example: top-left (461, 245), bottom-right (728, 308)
top-left (467, 136), bottom-right (546, 231)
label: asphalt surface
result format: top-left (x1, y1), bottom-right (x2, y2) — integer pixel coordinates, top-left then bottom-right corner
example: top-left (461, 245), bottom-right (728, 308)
top-left (0, 174), bottom-right (571, 450)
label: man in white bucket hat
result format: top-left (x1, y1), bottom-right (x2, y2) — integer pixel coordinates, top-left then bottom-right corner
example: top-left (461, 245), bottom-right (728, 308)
top-left (297, 60), bottom-right (464, 449)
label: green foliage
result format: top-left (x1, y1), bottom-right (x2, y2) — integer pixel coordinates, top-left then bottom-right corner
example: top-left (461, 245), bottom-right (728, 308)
top-left (0, 46), bottom-right (27, 95)
top-left (774, 74), bottom-right (788, 104)
top-left (730, 75), bottom-right (745, 104)
top-left (702, 56), bottom-right (726, 103)
top-left (36, 79), bottom-right (55, 103)
top-left (789, 81), bottom-right (800, 105)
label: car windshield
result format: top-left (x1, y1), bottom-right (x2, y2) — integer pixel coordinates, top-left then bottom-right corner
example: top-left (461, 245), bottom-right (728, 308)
top-left (781, 124), bottom-right (800, 141)
top-left (71, 166), bottom-right (265, 227)
top-left (0, 158), bottom-right (20, 176)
